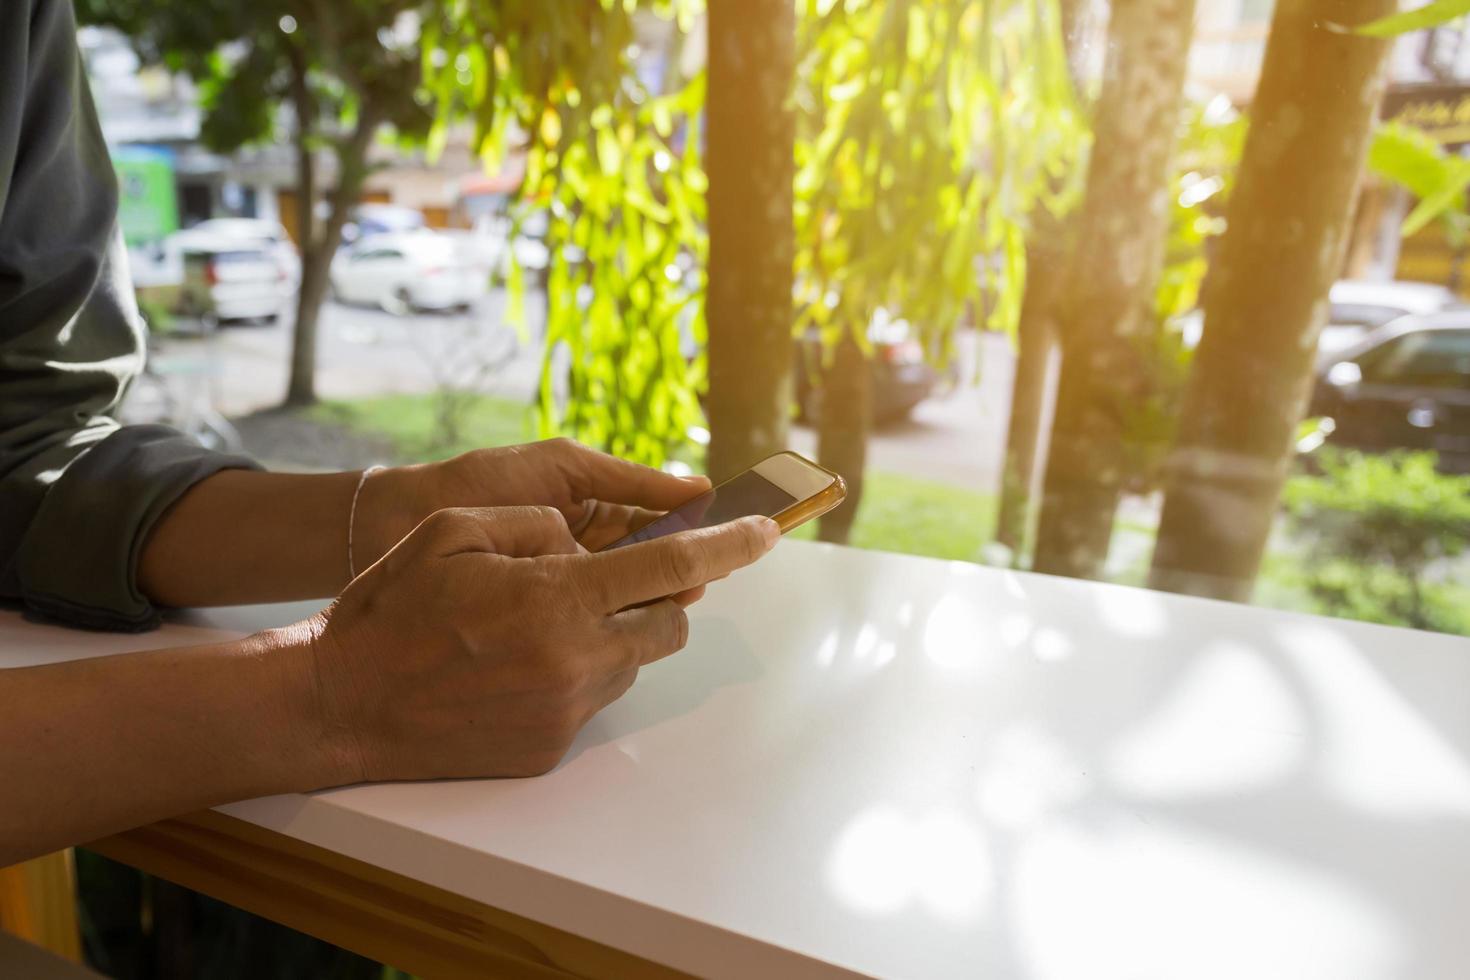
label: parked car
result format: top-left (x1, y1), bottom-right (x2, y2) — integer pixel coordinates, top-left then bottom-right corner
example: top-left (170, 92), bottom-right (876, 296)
top-left (329, 232), bottom-right (490, 313)
top-left (176, 237), bottom-right (292, 325)
top-left (1319, 279), bottom-right (1462, 355)
top-left (794, 312), bottom-right (945, 424)
top-left (183, 218), bottom-right (300, 286)
top-left (340, 204), bottom-right (427, 248)
top-left (1308, 311), bottom-right (1470, 472)
top-left (1177, 279), bottom-right (1461, 353)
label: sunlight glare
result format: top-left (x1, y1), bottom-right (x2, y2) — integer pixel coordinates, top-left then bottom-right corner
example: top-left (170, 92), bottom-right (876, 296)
top-left (1278, 623), bottom-right (1470, 818)
top-left (923, 593), bottom-right (999, 671)
top-left (975, 727), bottom-right (1088, 830)
top-left (1014, 821), bottom-right (1403, 980)
top-left (1095, 586), bottom-right (1168, 638)
top-left (827, 805), bottom-right (993, 923)
top-left (1108, 642), bottom-right (1303, 798)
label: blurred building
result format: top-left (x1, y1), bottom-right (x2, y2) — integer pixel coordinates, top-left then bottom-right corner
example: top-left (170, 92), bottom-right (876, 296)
top-left (1188, 2), bottom-right (1470, 291)
top-left (78, 26), bottom-right (498, 283)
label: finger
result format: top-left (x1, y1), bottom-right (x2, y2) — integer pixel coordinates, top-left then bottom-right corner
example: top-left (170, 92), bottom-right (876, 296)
top-left (671, 584), bottom-right (706, 607)
top-left (553, 439), bottom-right (710, 511)
top-left (576, 516), bottom-right (778, 611)
top-left (609, 600), bottom-right (690, 667)
top-left (414, 505), bottom-right (579, 559)
top-left (568, 499), bottom-right (601, 538)
top-left (591, 666), bottom-right (640, 715)
top-left (577, 503), bottom-right (662, 551)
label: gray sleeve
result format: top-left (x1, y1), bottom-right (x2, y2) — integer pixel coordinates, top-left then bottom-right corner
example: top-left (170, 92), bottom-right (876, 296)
top-left (0, 0), bottom-right (259, 631)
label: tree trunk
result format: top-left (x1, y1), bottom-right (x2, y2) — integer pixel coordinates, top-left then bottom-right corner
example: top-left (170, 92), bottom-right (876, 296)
top-left (1031, 0), bottom-right (1197, 580)
top-left (1149, 0), bottom-right (1393, 600)
top-left (283, 111), bottom-right (379, 408)
top-left (283, 48), bottom-right (321, 408)
top-left (994, 230), bottom-right (1066, 557)
top-left (285, 253), bottom-right (331, 407)
top-left (816, 333), bottom-right (871, 544)
top-left (705, 0), bottom-right (796, 481)
top-left (993, 0), bottom-right (1083, 560)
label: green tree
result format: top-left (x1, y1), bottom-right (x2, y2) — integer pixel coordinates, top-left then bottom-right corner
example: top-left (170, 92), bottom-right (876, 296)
top-left (706, 0), bottom-right (798, 481)
top-left (1030, 0), bottom-right (1199, 580)
top-left (1368, 120), bottom-right (1470, 250)
top-left (793, 0), bottom-right (1085, 542)
top-left (993, 0), bottom-right (1087, 558)
top-left (1149, 0), bottom-right (1395, 601)
top-left (429, 1), bottom-right (709, 467)
top-left (78, 0), bottom-right (432, 407)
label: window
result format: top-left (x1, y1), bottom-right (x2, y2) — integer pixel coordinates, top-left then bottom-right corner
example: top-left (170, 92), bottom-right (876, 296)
top-left (1358, 329), bottom-right (1470, 388)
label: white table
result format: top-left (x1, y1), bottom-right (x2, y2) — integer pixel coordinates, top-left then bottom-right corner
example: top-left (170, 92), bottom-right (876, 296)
top-left (5, 539), bottom-right (1470, 979)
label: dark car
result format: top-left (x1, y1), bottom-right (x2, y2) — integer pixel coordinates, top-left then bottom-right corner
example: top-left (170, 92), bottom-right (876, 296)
top-left (794, 316), bottom-right (945, 425)
top-left (1308, 312), bottom-right (1470, 472)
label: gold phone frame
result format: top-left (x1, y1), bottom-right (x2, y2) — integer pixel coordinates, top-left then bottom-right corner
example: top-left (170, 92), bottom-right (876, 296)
top-left (756, 451), bottom-right (848, 533)
top-left (600, 451), bottom-right (847, 551)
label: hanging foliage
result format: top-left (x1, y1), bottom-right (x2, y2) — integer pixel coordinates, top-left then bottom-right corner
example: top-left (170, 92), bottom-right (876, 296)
top-left (431, 0), bottom-right (1089, 465)
top-left (792, 0), bottom-right (1088, 371)
top-left (426, 1), bottom-right (707, 465)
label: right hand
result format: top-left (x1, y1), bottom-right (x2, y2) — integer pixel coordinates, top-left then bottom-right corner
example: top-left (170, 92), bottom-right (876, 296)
top-left (304, 505), bottom-right (779, 783)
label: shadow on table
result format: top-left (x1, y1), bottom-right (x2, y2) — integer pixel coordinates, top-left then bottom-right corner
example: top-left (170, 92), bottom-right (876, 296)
top-left (567, 613), bottom-right (764, 762)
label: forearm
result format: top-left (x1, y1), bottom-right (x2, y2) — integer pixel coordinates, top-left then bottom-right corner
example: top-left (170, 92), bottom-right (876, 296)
top-left (0, 623), bottom-right (344, 865)
top-left (137, 467), bottom-right (422, 607)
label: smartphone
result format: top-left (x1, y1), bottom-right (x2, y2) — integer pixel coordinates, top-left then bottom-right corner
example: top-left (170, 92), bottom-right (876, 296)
top-left (600, 451), bottom-right (847, 550)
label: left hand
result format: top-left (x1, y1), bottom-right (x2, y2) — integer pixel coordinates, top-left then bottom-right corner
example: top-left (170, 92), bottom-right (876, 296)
top-left (356, 437), bottom-right (709, 566)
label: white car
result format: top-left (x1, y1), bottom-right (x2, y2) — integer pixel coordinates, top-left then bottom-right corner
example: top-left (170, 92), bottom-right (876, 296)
top-left (177, 236), bottom-right (292, 324)
top-left (1318, 279), bottom-right (1462, 356)
top-left (176, 218), bottom-right (300, 286)
top-left (1176, 278), bottom-right (1462, 356)
top-left (330, 232), bottom-right (489, 313)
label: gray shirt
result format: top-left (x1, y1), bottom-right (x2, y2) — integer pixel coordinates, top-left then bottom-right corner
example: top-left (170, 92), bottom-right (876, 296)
top-left (1, 0), bottom-right (257, 630)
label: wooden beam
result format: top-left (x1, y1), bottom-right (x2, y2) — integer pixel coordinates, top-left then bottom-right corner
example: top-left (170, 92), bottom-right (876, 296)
top-left (0, 850), bottom-right (82, 964)
top-left (86, 811), bottom-right (687, 980)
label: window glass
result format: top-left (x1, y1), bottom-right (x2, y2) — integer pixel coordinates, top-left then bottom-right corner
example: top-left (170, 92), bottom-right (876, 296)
top-left (1360, 330), bottom-right (1470, 388)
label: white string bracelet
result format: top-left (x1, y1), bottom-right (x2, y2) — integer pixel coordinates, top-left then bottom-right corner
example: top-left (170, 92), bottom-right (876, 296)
top-left (348, 465), bottom-right (386, 581)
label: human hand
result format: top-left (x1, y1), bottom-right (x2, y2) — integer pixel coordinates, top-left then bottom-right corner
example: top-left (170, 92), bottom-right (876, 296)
top-left (356, 438), bottom-right (710, 569)
top-left (306, 506), bottom-right (778, 782)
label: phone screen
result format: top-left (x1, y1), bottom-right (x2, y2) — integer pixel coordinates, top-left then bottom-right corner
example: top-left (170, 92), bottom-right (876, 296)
top-left (601, 470), bottom-right (800, 550)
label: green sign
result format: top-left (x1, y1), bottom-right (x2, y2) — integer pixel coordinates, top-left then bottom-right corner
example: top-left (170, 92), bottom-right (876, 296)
top-left (113, 145), bottom-right (178, 246)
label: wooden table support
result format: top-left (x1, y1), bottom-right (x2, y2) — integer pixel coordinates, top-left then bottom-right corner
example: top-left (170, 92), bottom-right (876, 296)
top-left (0, 850), bottom-right (82, 964)
top-left (86, 811), bottom-right (686, 980)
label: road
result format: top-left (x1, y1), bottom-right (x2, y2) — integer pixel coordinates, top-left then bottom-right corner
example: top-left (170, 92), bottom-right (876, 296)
top-left (144, 294), bottom-right (1017, 494)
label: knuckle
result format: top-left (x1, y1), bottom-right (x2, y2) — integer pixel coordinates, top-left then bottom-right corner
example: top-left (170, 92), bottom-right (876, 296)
top-left (544, 656), bottom-right (587, 695)
top-left (419, 507), bottom-right (461, 538)
top-left (547, 703), bottom-right (585, 744)
top-left (560, 558), bottom-right (606, 611)
top-left (739, 520), bottom-right (767, 561)
top-left (606, 667), bottom-right (639, 705)
top-left (529, 505), bottom-right (569, 534)
top-left (659, 540), bottom-right (702, 586)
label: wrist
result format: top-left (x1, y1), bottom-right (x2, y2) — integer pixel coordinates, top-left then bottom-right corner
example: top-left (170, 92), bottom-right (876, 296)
top-left (251, 616), bottom-right (365, 791)
top-left (353, 463), bottom-right (431, 573)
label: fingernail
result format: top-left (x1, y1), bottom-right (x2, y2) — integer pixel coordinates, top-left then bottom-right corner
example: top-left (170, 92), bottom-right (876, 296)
top-left (680, 474), bottom-right (710, 484)
top-left (759, 517), bottom-right (780, 546)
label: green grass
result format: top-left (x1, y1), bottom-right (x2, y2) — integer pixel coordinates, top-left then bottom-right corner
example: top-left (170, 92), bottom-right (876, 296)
top-left (309, 393), bottom-right (536, 463)
top-left (788, 470), bottom-right (997, 563)
top-left (315, 393), bottom-right (999, 563)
